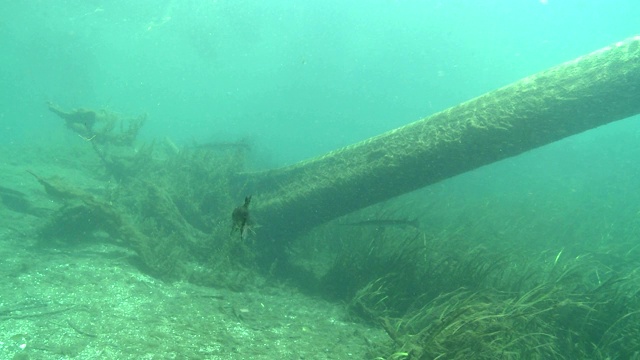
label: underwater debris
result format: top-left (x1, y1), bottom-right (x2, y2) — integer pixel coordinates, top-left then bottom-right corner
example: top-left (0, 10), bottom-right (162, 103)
top-left (47, 102), bottom-right (146, 146)
top-left (47, 102), bottom-right (99, 138)
top-left (47, 102), bottom-right (153, 180)
top-left (231, 195), bottom-right (252, 239)
top-left (26, 170), bottom-right (89, 201)
top-left (163, 136), bottom-right (181, 155)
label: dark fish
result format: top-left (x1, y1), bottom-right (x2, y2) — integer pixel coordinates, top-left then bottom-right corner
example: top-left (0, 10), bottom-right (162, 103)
top-left (231, 195), bottom-right (252, 239)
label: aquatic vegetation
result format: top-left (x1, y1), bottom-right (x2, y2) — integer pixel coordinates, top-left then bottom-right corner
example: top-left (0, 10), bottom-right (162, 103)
top-left (31, 110), bottom-right (258, 284)
top-left (30, 99), bottom-right (640, 358)
top-left (292, 196), bottom-right (640, 359)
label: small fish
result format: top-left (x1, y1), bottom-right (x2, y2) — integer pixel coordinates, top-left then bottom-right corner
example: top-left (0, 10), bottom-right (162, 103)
top-left (340, 218), bottom-right (420, 230)
top-left (231, 195), bottom-right (252, 239)
top-left (193, 139), bottom-right (251, 152)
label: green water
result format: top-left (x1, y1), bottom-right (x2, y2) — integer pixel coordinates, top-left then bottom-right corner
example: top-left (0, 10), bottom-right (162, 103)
top-left (2, 1), bottom-right (640, 359)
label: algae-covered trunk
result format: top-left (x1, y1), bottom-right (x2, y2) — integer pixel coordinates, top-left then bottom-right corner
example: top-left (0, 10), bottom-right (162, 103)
top-left (239, 36), bottom-right (640, 247)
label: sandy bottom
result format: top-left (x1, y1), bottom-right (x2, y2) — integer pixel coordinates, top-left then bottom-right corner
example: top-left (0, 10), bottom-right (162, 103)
top-left (0, 145), bottom-right (386, 359)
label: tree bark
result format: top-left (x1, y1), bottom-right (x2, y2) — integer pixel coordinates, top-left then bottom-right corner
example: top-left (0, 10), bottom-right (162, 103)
top-left (237, 36), bottom-right (640, 252)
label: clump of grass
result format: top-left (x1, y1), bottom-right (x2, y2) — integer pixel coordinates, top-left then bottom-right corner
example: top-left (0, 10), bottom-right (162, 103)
top-left (357, 241), bottom-right (640, 359)
top-left (308, 201), bottom-right (640, 359)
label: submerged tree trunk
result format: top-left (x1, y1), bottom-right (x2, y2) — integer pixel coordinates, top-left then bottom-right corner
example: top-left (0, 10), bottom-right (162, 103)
top-left (237, 36), bottom-right (640, 255)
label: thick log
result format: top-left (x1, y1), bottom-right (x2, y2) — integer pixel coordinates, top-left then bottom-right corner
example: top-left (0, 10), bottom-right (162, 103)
top-left (239, 36), bottom-right (640, 249)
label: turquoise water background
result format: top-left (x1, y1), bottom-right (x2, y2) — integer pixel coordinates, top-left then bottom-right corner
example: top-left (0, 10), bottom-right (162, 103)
top-left (3, 3), bottom-right (640, 357)
top-left (2, 0), bottom-right (639, 167)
